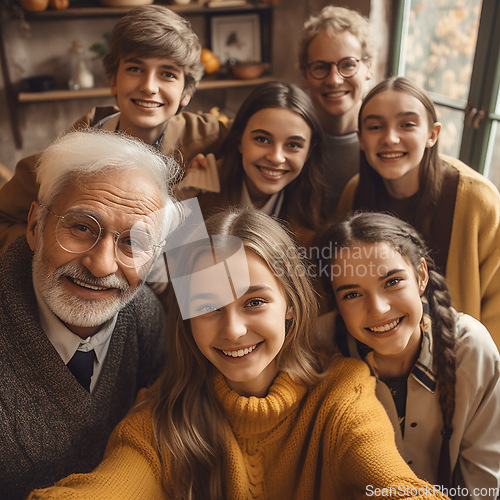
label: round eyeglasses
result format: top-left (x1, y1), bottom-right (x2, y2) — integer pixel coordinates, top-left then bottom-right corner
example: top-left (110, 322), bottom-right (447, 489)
top-left (307, 57), bottom-right (362, 80)
top-left (45, 208), bottom-right (162, 269)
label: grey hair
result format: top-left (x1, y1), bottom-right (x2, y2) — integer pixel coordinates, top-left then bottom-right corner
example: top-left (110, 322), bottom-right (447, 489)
top-left (36, 128), bottom-right (182, 240)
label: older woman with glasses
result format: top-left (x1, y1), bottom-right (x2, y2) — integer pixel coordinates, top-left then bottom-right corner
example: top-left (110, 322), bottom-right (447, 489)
top-left (298, 5), bottom-right (375, 211)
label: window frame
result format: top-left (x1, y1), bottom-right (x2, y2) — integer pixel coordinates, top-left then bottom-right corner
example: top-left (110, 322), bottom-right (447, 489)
top-left (388, 0), bottom-right (500, 181)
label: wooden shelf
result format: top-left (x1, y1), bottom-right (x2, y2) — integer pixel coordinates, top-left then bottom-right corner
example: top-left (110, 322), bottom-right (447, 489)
top-left (199, 74), bottom-right (275, 89)
top-left (18, 87), bottom-right (112, 102)
top-left (18, 75), bottom-right (276, 102)
top-left (24, 1), bottom-right (273, 19)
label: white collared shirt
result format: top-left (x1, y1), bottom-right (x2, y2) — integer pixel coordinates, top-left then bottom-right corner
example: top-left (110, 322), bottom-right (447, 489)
top-left (33, 283), bottom-right (117, 393)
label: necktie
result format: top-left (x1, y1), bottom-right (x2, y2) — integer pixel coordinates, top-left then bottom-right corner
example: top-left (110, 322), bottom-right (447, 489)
top-left (67, 349), bottom-right (95, 392)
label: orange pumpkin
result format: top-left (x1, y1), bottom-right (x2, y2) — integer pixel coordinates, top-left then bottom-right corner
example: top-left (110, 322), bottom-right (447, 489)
top-left (49, 0), bottom-right (69, 9)
top-left (200, 48), bottom-right (220, 74)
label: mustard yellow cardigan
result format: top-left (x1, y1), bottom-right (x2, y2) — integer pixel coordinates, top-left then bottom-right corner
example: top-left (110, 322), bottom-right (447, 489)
top-left (29, 356), bottom-right (449, 500)
top-left (337, 156), bottom-right (500, 348)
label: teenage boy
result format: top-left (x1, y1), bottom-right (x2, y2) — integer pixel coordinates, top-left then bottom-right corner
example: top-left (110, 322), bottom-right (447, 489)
top-left (298, 5), bottom-right (374, 211)
top-left (0, 5), bottom-right (229, 249)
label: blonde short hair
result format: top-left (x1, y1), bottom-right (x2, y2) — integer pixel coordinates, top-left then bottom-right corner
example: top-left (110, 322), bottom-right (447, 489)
top-left (298, 5), bottom-right (374, 76)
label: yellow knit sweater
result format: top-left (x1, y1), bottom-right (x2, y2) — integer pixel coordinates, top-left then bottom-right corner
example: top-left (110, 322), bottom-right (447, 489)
top-left (29, 356), bottom-right (449, 500)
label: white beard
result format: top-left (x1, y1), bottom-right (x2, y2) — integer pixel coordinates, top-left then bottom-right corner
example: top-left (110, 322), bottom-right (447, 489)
top-left (32, 244), bottom-right (142, 330)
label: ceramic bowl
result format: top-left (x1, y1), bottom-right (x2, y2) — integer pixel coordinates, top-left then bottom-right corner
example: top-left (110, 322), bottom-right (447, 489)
top-left (228, 61), bottom-right (269, 80)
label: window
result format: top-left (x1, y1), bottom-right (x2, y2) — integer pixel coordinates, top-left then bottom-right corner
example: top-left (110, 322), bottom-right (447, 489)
top-left (390, 0), bottom-right (500, 189)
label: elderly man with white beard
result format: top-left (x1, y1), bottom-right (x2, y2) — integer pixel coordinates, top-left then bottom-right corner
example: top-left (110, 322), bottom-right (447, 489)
top-left (0, 129), bottom-right (180, 499)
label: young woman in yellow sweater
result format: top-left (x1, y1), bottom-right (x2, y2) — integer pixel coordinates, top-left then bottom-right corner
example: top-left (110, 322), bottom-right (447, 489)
top-left (337, 77), bottom-right (500, 347)
top-left (316, 211), bottom-right (500, 499)
top-left (29, 209), bottom-right (450, 500)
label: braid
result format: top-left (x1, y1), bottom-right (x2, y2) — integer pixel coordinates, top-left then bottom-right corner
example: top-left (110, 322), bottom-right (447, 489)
top-left (316, 211), bottom-right (459, 489)
top-left (425, 264), bottom-right (457, 489)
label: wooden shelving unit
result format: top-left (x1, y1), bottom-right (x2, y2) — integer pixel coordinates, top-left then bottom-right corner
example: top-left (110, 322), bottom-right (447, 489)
top-left (17, 76), bottom-right (276, 103)
top-left (2, 1), bottom-right (275, 147)
top-left (23, 2), bottom-right (272, 19)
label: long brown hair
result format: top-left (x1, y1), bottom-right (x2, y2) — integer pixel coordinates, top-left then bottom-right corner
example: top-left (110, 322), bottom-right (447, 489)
top-left (149, 207), bottom-right (327, 499)
top-left (217, 81), bottom-right (326, 229)
top-left (317, 211), bottom-right (457, 489)
top-left (354, 77), bottom-right (444, 240)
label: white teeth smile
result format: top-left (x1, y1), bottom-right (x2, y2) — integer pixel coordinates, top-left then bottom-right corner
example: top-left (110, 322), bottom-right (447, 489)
top-left (221, 343), bottom-right (259, 358)
top-left (259, 167), bottom-right (286, 177)
top-left (379, 152), bottom-right (405, 159)
top-left (72, 278), bottom-right (108, 291)
top-left (368, 318), bottom-right (401, 333)
top-left (133, 100), bottom-right (162, 108)
top-left (325, 91), bottom-right (348, 98)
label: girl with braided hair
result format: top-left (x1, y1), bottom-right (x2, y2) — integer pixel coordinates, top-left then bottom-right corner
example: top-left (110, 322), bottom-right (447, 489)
top-left (316, 211), bottom-right (500, 499)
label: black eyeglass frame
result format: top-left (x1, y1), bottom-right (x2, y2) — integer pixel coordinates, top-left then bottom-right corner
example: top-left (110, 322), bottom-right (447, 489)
top-left (306, 56), bottom-right (366, 80)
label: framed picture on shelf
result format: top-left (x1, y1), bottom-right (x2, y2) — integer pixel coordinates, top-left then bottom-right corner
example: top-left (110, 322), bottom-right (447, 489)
top-left (210, 14), bottom-right (261, 64)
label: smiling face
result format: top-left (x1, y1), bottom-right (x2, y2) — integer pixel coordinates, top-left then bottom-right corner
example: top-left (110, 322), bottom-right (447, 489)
top-left (304, 30), bottom-right (372, 135)
top-left (189, 249), bottom-right (293, 397)
top-left (238, 107), bottom-right (312, 209)
top-left (110, 55), bottom-right (191, 144)
top-left (358, 89), bottom-right (441, 198)
top-left (27, 170), bottom-right (163, 339)
top-left (331, 241), bottom-right (428, 366)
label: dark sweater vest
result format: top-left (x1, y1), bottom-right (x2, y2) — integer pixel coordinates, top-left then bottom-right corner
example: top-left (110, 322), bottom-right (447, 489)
top-left (0, 237), bottom-right (166, 499)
